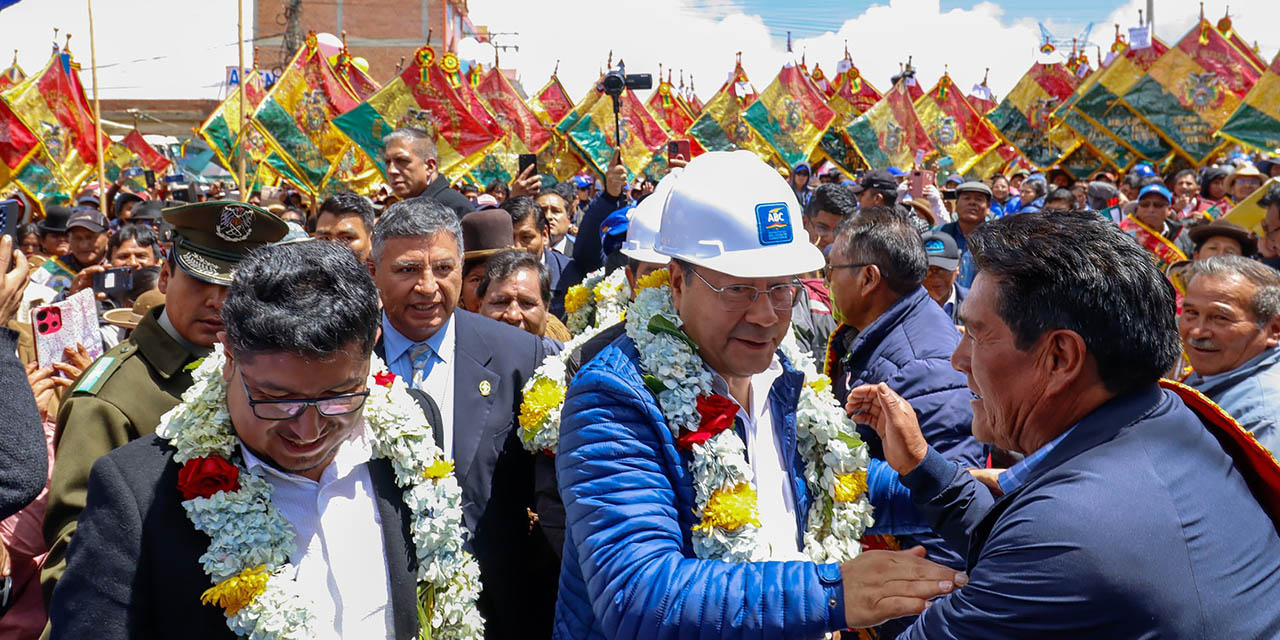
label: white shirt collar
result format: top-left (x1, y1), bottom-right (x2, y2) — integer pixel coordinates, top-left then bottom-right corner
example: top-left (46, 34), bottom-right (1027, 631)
top-left (241, 422), bottom-right (375, 486)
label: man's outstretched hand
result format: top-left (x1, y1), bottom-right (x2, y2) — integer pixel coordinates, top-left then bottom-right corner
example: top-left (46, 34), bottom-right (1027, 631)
top-left (841, 546), bottom-right (967, 629)
top-left (846, 383), bottom-right (930, 475)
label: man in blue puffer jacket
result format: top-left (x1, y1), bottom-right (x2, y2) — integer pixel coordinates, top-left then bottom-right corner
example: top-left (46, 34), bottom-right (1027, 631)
top-left (554, 152), bottom-right (966, 639)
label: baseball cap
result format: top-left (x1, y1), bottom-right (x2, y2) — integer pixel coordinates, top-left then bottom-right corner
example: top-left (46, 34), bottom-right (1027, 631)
top-left (574, 175), bottom-right (594, 189)
top-left (955, 181), bottom-right (993, 200)
top-left (475, 194), bottom-right (500, 210)
top-left (921, 230), bottom-right (961, 272)
top-left (67, 207), bottom-right (108, 233)
top-left (1137, 184), bottom-right (1172, 204)
top-left (850, 169), bottom-right (899, 194)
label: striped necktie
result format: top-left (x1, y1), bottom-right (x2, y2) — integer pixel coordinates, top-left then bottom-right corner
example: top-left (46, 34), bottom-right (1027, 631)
top-left (409, 343), bottom-right (435, 390)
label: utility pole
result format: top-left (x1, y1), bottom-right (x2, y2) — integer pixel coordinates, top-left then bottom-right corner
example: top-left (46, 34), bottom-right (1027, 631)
top-left (1147, 0), bottom-right (1155, 31)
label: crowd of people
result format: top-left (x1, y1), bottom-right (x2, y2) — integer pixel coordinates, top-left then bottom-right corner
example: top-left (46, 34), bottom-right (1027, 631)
top-left (0, 121), bottom-right (1277, 640)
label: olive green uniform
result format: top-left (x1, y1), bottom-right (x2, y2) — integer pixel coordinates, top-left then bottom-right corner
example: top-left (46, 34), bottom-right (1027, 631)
top-left (40, 306), bottom-right (204, 599)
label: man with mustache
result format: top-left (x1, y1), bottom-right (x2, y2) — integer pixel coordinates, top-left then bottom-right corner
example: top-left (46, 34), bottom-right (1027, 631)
top-left (1180, 255), bottom-right (1280, 453)
top-left (382, 127), bottom-right (476, 219)
top-left (41, 201), bottom-right (287, 601)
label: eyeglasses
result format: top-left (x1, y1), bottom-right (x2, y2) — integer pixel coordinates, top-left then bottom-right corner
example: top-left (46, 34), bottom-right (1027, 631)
top-left (824, 262), bottom-right (871, 282)
top-left (238, 370), bottom-right (369, 421)
top-left (687, 266), bottom-right (802, 311)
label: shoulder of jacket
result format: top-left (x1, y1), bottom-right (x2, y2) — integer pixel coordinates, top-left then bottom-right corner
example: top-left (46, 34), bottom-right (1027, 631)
top-left (69, 340), bottom-right (145, 396)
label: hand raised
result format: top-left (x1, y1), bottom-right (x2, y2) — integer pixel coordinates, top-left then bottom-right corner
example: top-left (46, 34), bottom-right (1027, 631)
top-left (846, 383), bottom-right (929, 475)
top-left (841, 546), bottom-right (967, 629)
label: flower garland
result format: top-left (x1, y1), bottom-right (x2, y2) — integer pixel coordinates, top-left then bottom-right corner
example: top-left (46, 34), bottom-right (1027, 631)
top-left (519, 267), bottom-right (632, 453)
top-left (625, 269), bottom-right (874, 563)
top-left (155, 347), bottom-right (484, 640)
top-left (562, 266), bottom-right (629, 335)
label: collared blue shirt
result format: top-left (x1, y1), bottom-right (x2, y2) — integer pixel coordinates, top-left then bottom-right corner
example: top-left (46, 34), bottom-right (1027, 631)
top-left (1186, 346), bottom-right (1280, 454)
top-left (380, 311), bottom-right (452, 383)
top-left (997, 425), bottom-right (1077, 494)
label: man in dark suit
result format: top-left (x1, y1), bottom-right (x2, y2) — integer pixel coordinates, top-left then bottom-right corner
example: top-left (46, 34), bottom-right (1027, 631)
top-left (382, 127), bottom-right (475, 219)
top-left (50, 241), bottom-right (430, 638)
top-left (369, 198), bottom-right (553, 639)
top-left (849, 211), bottom-right (1280, 638)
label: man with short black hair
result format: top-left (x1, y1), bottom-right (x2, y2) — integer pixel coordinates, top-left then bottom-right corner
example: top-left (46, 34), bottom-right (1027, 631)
top-left (805, 183), bottom-right (858, 252)
top-left (314, 191), bottom-right (375, 262)
top-left (536, 182), bottom-right (576, 255)
top-left (1180, 255), bottom-right (1280, 451)
top-left (50, 240), bottom-right (437, 639)
top-left (368, 198), bottom-right (554, 637)
top-left (42, 201), bottom-right (287, 604)
top-left (936, 181), bottom-right (990, 288)
top-left (506, 195), bottom-right (573, 317)
top-left (852, 210), bottom-right (1280, 637)
top-left (1042, 187), bottom-right (1073, 213)
top-left (381, 127), bottom-right (475, 218)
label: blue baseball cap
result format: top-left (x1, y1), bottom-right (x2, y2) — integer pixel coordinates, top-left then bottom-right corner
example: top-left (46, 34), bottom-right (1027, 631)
top-left (600, 206), bottom-right (633, 256)
top-left (1131, 163), bottom-right (1158, 179)
top-left (792, 162), bottom-right (811, 175)
top-left (1137, 183), bottom-right (1172, 203)
top-left (573, 175), bottom-right (594, 189)
top-left (886, 167), bottom-right (906, 178)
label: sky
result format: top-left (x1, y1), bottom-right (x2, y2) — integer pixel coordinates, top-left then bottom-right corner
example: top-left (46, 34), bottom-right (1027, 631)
top-left (1, 0), bottom-right (1277, 108)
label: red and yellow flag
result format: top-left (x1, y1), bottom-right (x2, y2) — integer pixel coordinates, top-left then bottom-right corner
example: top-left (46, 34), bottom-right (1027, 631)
top-left (122, 129), bottom-right (171, 174)
top-left (687, 57), bottom-right (776, 162)
top-left (565, 85), bottom-right (670, 180)
top-left (332, 49), bottom-right (381, 101)
top-left (816, 62), bottom-right (882, 175)
top-left (4, 49), bottom-right (104, 198)
top-left (477, 67), bottom-right (552, 154)
top-left (530, 72), bottom-right (575, 127)
top-left (984, 62), bottom-right (1081, 168)
top-left (914, 74), bottom-right (1000, 174)
top-left (0, 58), bottom-right (24, 92)
top-left (844, 80), bottom-right (933, 170)
top-left (647, 73), bottom-right (697, 138)
top-left (743, 63), bottom-right (836, 168)
top-left (1218, 51), bottom-right (1280, 154)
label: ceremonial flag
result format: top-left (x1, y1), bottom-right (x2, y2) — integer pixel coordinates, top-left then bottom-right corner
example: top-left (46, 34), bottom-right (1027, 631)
top-left (1067, 35), bottom-right (1171, 163)
top-left (0, 98), bottom-right (38, 184)
top-left (0, 57), bottom-right (24, 92)
top-left (968, 76), bottom-right (998, 115)
top-left (810, 63), bottom-right (834, 99)
top-left (535, 132), bottom-right (586, 182)
top-left (1216, 13), bottom-right (1267, 73)
top-left (743, 63), bottom-right (835, 168)
top-left (817, 61), bottom-right (882, 175)
top-left (914, 74), bottom-right (999, 174)
top-left (250, 33), bottom-right (362, 195)
top-left (529, 72), bottom-right (574, 127)
top-left (195, 65), bottom-right (306, 190)
top-left (477, 67), bottom-right (552, 153)
top-left (1217, 51), bottom-right (1280, 155)
top-left (122, 129), bottom-right (171, 174)
top-left (332, 45), bottom-right (501, 182)
top-left (101, 142), bottom-right (148, 192)
top-left (1118, 17), bottom-right (1263, 164)
top-left (566, 86), bottom-right (669, 179)
top-left (985, 62), bottom-right (1080, 168)
top-left (556, 82), bottom-right (604, 136)
top-left (333, 49), bottom-right (381, 101)
top-left (4, 49), bottom-right (104, 196)
top-left (1057, 142), bottom-right (1109, 181)
top-left (647, 72), bottom-right (697, 138)
top-left (844, 80), bottom-right (933, 170)
top-left (969, 143), bottom-right (1023, 179)
top-left (449, 56), bottom-right (506, 143)
top-left (687, 57), bottom-right (776, 162)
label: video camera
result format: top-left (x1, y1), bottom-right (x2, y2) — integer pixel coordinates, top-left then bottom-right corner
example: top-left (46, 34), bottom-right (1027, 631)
top-left (600, 67), bottom-right (652, 98)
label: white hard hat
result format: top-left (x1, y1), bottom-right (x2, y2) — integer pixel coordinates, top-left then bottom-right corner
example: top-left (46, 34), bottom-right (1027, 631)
top-left (654, 151), bottom-right (823, 278)
top-left (621, 169), bottom-right (679, 264)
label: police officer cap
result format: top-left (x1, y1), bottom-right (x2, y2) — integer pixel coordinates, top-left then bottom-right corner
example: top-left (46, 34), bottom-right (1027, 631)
top-left (162, 200), bottom-right (289, 286)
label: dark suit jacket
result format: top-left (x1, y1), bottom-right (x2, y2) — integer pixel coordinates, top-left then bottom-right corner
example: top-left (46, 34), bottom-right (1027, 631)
top-left (48, 435), bottom-right (419, 640)
top-left (544, 248), bottom-right (574, 319)
top-left (414, 173), bottom-right (476, 220)
top-left (899, 385), bottom-right (1280, 638)
top-left (376, 310), bottom-right (554, 639)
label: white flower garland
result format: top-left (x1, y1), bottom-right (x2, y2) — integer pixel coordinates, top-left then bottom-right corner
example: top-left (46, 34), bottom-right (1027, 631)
top-left (519, 267), bottom-right (631, 454)
top-left (625, 272), bottom-right (875, 563)
top-left (155, 346), bottom-right (484, 639)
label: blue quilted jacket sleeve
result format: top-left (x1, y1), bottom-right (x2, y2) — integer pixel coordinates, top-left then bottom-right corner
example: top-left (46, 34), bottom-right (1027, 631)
top-left (556, 348), bottom-right (848, 639)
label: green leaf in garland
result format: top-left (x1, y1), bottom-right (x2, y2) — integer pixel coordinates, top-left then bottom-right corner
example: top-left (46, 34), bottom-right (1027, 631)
top-left (643, 374), bottom-right (668, 395)
top-left (647, 315), bottom-right (700, 353)
top-left (183, 357), bottom-right (206, 372)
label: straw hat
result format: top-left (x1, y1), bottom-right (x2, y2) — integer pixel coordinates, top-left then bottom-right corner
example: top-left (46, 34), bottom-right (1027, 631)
top-left (103, 289), bottom-right (166, 330)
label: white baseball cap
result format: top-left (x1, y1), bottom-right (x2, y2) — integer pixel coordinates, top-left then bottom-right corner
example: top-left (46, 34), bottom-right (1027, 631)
top-left (654, 151), bottom-right (824, 278)
top-left (621, 169), bottom-right (679, 264)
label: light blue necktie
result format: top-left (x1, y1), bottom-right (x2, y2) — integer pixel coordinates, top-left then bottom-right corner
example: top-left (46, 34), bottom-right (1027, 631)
top-left (409, 343), bottom-right (435, 390)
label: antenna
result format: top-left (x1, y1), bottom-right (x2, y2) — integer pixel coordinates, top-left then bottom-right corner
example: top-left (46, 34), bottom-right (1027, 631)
top-left (553, 59), bottom-right (560, 76)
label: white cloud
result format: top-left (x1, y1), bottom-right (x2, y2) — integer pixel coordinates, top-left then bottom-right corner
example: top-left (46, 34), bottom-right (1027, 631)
top-left (1097, 0), bottom-right (1280, 61)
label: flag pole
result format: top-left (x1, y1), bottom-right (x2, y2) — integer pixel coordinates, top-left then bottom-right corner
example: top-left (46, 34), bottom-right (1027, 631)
top-left (236, 0), bottom-right (247, 200)
top-left (88, 0), bottom-right (107, 217)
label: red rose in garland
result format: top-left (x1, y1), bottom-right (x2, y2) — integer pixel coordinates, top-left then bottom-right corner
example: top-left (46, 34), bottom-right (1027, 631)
top-left (676, 394), bottom-right (740, 449)
top-left (177, 456), bottom-right (241, 500)
top-left (373, 370), bottom-right (396, 387)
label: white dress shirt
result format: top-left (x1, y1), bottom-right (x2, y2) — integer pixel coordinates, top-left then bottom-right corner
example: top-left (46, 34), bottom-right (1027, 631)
top-left (381, 312), bottom-right (456, 458)
top-left (241, 426), bottom-right (394, 639)
top-left (711, 355), bottom-right (802, 560)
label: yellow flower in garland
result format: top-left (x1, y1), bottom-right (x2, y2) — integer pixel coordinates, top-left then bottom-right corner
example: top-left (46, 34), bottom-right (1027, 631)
top-left (635, 268), bottom-right (670, 292)
top-left (833, 471), bottom-right (868, 503)
top-left (693, 483), bottom-right (761, 532)
top-left (806, 374), bottom-right (832, 395)
top-left (564, 284), bottom-right (591, 315)
top-left (201, 565), bottom-right (269, 615)
top-left (422, 458), bottom-right (455, 480)
top-left (519, 377), bottom-right (566, 434)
